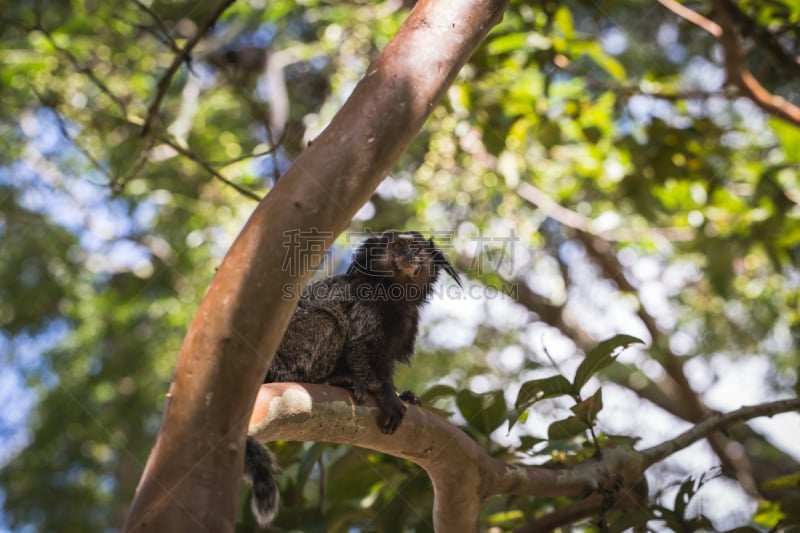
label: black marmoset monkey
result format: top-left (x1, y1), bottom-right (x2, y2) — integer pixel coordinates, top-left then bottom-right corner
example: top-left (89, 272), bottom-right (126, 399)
top-left (244, 230), bottom-right (461, 527)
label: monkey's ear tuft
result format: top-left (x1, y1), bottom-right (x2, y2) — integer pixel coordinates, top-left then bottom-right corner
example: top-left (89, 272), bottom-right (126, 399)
top-left (432, 247), bottom-right (462, 287)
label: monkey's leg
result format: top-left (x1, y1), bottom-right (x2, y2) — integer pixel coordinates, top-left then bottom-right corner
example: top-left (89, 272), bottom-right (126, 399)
top-left (325, 375), bottom-right (369, 405)
top-left (374, 384), bottom-right (407, 434)
top-left (332, 371), bottom-right (419, 406)
top-left (398, 390), bottom-right (421, 406)
top-left (344, 345), bottom-right (408, 434)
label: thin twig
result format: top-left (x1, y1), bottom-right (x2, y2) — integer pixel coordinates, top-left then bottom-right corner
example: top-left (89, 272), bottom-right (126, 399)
top-left (209, 125), bottom-right (287, 166)
top-left (212, 145), bottom-right (279, 166)
top-left (132, 0), bottom-right (182, 54)
top-left (514, 491), bottom-right (646, 533)
top-left (659, 0), bottom-right (800, 126)
top-left (584, 78), bottom-right (718, 102)
top-left (641, 397), bottom-right (800, 466)
top-left (710, 0), bottom-right (800, 127)
top-left (33, 92), bottom-right (112, 178)
top-left (156, 135), bottom-right (263, 201)
top-left (516, 181), bottom-right (694, 242)
top-left (722, 0), bottom-right (800, 77)
top-left (658, 0), bottom-right (720, 37)
top-left (33, 16), bottom-right (129, 115)
top-left (141, 0), bottom-right (238, 136)
top-left (113, 148), bottom-right (152, 195)
top-left (263, 119), bottom-right (283, 183)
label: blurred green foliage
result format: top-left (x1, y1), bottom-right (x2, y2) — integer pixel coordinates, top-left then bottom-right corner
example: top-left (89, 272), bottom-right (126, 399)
top-left (1, 0), bottom-right (798, 531)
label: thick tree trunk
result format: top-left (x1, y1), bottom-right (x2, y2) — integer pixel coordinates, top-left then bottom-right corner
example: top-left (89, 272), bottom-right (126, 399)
top-left (123, 0), bottom-right (509, 530)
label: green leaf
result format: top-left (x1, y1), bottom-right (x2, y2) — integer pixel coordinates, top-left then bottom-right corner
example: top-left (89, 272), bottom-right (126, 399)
top-left (535, 120), bottom-right (562, 148)
top-left (673, 476), bottom-right (696, 519)
top-left (770, 117), bottom-right (800, 163)
top-left (570, 388), bottom-right (603, 426)
top-left (547, 415), bottom-right (590, 440)
top-left (456, 389), bottom-right (507, 436)
top-left (585, 43), bottom-right (627, 81)
top-left (487, 32), bottom-right (527, 55)
top-left (674, 467), bottom-right (722, 519)
top-left (573, 334), bottom-right (644, 391)
top-left (509, 375), bottom-right (575, 427)
top-left (515, 375), bottom-right (576, 409)
top-left (760, 471), bottom-right (800, 490)
top-left (420, 384), bottom-right (457, 404)
top-left (326, 450), bottom-right (395, 504)
top-left (553, 6), bottom-right (574, 38)
top-left (518, 435), bottom-right (546, 452)
top-left (752, 501), bottom-right (785, 528)
top-left (296, 442), bottom-right (325, 491)
top-left (607, 509), bottom-right (653, 533)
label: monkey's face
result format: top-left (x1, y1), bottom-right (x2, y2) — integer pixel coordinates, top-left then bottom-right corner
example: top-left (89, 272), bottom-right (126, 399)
top-left (387, 232), bottom-right (434, 283)
top-left (351, 231), bottom-right (461, 290)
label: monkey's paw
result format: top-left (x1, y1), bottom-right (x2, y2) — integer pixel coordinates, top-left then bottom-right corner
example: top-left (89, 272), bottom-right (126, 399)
top-left (399, 390), bottom-right (421, 406)
top-left (351, 386), bottom-right (369, 405)
top-left (377, 395), bottom-right (407, 434)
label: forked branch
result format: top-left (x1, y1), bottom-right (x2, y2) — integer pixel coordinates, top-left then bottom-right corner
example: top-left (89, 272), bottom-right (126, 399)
top-left (249, 383), bottom-right (800, 532)
top-left (659, 0), bottom-right (800, 126)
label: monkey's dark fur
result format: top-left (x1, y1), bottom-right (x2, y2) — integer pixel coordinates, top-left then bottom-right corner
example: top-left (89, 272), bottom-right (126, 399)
top-left (244, 230), bottom-right (460, 527)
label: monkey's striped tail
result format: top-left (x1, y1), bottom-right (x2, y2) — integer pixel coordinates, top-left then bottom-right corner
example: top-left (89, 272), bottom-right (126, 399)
top-left (244, 436), bottom-right (280, 527)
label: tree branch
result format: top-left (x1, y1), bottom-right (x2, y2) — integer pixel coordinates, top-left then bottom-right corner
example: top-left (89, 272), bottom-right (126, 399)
top-left (662, 0), bottom-right (800, 126)
top-left (657, 0), bottom-right (721, 37)
top-left (133, 0), bottom-right (182, 56)
top-left (249, 384), bottom-right (800, 531)
top-left (641, 397), bottom-right (800, 466)
top-left (33, 17), bottom-right (129, 116)
top-left (513, 490), bottom-right (645, 533)
top-left (516, 182), bottom-right (694, 243)
top-left (709, 0), bottom-right (800, 127)
top-left (248, 384), bottom-right (599, 533)
top-left (153, 134), bottom-right (264, 201)
top-left (140, 0), bottom-right (237, 136)
top-left (720, 0), bottom-right (800, 78)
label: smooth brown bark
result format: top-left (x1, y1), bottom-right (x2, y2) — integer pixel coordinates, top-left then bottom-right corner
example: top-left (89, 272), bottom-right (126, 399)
top-left (248, 384), bottom-right (595, 533)
top-left (249, 385), bottom-right (800, 532)
top-left (123, 0), bottom-right (508, 531)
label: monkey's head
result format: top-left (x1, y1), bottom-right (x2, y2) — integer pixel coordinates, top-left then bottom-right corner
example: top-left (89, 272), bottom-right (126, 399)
top-left (347, 230), bottom-right (461, 298)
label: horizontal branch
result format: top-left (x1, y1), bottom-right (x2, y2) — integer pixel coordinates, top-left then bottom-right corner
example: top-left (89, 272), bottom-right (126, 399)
top-left (250, 384), bottom-right (800, 532)
top-left (640, 397), bottom-right (800, 466)
top-left (513, 489), bottom-right (645, 533)
top-left (248, 383), bottom-right (594, 533)
top-left (515, 182), bottom-right (694, 242)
